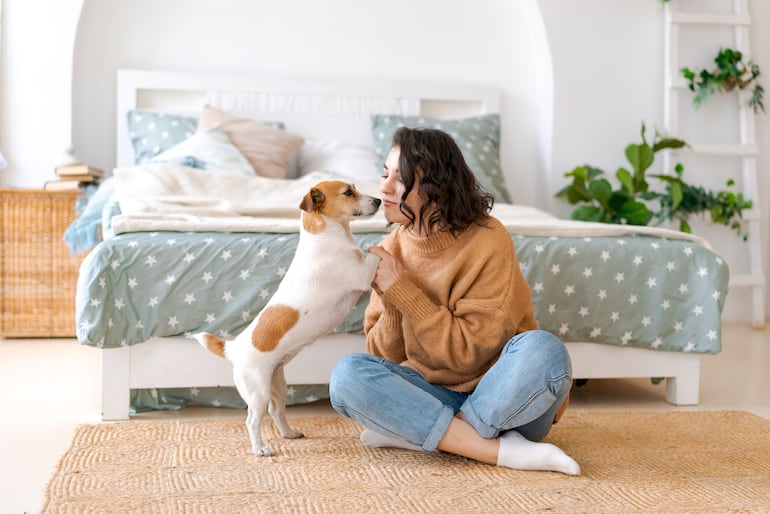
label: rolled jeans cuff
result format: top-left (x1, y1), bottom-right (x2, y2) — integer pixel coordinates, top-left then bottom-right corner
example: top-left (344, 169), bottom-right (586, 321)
top-left (423, 404), bottom-right (456, 451)
top-left (459, 400), bottom-right (498, 439)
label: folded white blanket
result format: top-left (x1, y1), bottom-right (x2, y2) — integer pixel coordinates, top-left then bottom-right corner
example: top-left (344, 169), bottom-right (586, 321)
top-left (111, 163), bottom-right (715, 250)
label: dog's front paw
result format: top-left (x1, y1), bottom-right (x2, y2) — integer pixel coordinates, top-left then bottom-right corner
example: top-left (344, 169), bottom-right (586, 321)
top-left (282, 428), bottom-right (304, 440)
top-left (364, 251), bottom-right (381, 279)
top-left (253, 445), bottom-right (275, 457)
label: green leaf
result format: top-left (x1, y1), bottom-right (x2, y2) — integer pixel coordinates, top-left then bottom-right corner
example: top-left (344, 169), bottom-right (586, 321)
top-left (652, 138), bottom-right (687, 152)
top-left (670, 182), bottom-right (683, 210)
top-left (588, 178), bottom-right (613, 207)
top-left (570, 205), bottom-right (604, 222)
top-left (616, 167), bottom-right (634, 194)
top-left (625, 143), bottom-right (654, 177)
top-left (617, 201), bottom-right (652, 226)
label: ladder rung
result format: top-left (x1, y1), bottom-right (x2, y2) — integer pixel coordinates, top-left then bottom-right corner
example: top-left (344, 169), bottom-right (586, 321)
top-left (669, 13), bottom-right (751, 26)
top-left (729, 273), bottom-right (766, 287)
top-left (673, 144), bottom-right (758, 156)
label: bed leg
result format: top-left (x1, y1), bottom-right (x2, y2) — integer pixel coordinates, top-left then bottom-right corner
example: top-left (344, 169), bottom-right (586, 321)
top-left (101, 347), bottom-right (131, 420)
top-left (664, 358), bottom-right (701, 406)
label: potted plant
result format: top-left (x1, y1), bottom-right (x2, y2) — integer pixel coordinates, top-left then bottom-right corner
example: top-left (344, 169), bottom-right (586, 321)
top-left (681, 48), bottom-right (765, 114)
top-left (555, 123), bottom-right (752, 239)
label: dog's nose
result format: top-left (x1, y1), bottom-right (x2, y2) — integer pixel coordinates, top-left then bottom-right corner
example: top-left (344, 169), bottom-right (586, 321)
top-left (373, 198), bottom-right (382, 207)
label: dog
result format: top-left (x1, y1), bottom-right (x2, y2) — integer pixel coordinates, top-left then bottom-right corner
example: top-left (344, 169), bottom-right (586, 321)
top-left (193, 180), bottom-right (381, 456)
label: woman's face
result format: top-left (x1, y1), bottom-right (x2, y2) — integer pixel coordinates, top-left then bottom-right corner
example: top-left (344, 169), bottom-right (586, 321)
top-left (380, 146), bottom-right (426, 232)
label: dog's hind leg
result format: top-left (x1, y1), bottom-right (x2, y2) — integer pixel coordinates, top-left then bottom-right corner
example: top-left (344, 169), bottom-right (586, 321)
top-left (234, 367), bottom-right (274, 456)
top-left (269, 364), bottom-right (304, 440)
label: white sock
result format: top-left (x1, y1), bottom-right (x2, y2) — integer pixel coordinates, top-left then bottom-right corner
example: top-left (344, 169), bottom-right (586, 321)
top-left (360, 428), bottom-right (424, 452)
top-left (496, 430), bottom-right (580, 476)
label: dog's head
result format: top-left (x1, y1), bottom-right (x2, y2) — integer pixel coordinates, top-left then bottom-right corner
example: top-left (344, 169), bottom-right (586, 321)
top-left (299, 181), bottom-right (381, 234)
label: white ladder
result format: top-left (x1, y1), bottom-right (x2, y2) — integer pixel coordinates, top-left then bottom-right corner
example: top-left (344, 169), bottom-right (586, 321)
top-left (662, 0), bottom-right (765, 328)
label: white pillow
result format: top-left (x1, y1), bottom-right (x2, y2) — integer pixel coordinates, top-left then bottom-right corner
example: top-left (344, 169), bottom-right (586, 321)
top-left (298, 139), bottom-right (381, 184)
top-left (151, 125), bottom-right (256, 176)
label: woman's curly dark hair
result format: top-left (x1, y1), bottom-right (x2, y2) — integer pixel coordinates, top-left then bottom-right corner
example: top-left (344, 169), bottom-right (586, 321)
top-left (391, 126), bottom-right (494, 236)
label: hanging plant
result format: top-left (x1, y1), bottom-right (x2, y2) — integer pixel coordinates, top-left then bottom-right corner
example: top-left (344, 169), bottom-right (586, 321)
top-left (555, 123), bottom-right (752, 239)
top-left (681, 48), bottom-right (765, 113)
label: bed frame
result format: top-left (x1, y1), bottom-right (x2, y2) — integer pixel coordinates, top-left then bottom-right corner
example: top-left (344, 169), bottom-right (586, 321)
top-left (99, 69), bottom-right (702, 420)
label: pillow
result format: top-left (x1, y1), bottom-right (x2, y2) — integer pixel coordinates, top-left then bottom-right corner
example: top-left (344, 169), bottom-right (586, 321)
top-left (370, 113), bottom-right (512, 203)
top-left (150, 125), bottom-right (256, 176)
top-left (127, 110), bottom-right (198, 165)
top-left (197, 105), bottom-right (304, 179)
top-left (297, 139), bottom-right (381, 184)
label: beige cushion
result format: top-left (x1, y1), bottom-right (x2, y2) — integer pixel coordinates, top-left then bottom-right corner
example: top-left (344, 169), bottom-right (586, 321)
top-left (197, 105), bottom-right (304, 179)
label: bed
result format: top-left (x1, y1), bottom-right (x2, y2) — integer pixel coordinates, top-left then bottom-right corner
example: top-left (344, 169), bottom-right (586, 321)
top-left (75, 69), bottom-right (728, 420)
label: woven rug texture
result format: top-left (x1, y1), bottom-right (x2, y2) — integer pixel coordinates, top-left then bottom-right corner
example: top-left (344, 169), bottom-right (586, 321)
top-left (41, 410), bottom-right (770, 513)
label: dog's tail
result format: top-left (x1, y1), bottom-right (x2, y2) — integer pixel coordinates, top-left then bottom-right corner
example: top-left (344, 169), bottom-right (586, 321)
top-left (192, 332), bottom-right (227, 358)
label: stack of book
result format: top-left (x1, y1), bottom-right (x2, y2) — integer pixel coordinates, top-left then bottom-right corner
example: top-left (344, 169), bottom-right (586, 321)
top-left (44, 164), bottom-right (104, 191)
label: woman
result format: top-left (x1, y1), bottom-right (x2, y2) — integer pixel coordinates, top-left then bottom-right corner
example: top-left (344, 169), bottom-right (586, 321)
top-left (329, 127), bottom-right (579, 475)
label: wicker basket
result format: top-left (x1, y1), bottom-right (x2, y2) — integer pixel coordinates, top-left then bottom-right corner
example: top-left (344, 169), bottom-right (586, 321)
top-left (0, 189), bottom-right (85, 338)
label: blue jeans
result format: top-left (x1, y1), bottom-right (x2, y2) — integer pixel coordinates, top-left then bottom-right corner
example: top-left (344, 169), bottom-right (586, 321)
top-left (329, 329), bottom-right (572, 452)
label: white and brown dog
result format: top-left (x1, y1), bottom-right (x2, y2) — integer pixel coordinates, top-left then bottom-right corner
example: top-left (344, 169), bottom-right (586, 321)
top-left (193, 180), bottom-right (381, 456)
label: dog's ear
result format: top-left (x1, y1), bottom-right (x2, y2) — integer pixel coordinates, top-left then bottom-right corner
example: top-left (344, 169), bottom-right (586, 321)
top-left (299, 187), bottom-right (325, 212)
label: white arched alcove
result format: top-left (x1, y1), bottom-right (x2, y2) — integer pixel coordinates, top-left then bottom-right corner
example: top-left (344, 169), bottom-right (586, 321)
top-left (71, 0), bottom-right (555, 208)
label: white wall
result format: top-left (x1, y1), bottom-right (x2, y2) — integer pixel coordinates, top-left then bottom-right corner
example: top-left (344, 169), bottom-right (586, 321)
top-left (0, 0), bottom-right (768, 324)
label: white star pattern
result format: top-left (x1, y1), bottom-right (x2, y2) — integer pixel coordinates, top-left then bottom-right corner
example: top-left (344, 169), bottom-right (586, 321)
top-left (146, 255), bottom-right (157, 266)
top-left (550, 264), bottom-right (561, 275)
top-left (582, 268), bottom-right (593, 278)
top-left (597, 289), bottom-right (607, 300)
top-left (205, 313), bottom-right (216, 323)
top-left (184, 294), bottom-right (196, 305)
top-left (614, 272), bottom-right (625, 283)
top-left (564, 285), bottom-right (575, 296)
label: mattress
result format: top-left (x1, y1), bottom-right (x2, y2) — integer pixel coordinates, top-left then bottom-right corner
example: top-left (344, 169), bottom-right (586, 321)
top-left (76, 229), bottom-right (727, 355)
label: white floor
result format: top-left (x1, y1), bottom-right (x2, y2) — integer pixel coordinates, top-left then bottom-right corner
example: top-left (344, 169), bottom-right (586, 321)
top-left (1, 323), bottom-right (769, 514)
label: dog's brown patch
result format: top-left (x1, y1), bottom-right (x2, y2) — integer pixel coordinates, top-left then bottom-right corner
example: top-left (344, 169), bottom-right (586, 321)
top-left (301, 211), bottom-right (326, 234)
top-left (251, 304), bottom-right (300, 352)
top-left (200, 333), bottom-right (226, 358)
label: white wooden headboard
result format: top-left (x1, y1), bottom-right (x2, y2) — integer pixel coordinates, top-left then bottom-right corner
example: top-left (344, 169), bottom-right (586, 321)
top-left (116, 69), bottom-right (501, 167)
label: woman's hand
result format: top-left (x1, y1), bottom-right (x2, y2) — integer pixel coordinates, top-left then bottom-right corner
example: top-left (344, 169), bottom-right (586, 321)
top-left (367, 246), bottom-right (403, 294)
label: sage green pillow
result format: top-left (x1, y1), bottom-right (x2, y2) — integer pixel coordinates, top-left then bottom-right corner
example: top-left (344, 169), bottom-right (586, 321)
top-left (371, 113), bottom-right (512, 203)
top-left (127, 110), bottom-right (198, 165)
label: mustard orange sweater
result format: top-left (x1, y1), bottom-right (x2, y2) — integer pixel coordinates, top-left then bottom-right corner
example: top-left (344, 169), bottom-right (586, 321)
top-left (364, 216), bottom-right (538, 392)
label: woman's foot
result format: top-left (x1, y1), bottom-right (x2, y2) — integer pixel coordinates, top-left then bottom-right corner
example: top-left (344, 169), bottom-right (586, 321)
top-left (496, 430), bottom-right (580, 475)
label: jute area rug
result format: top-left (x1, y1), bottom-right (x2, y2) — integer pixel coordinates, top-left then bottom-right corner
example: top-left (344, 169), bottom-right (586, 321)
top-left (42, 410), bottom-right (770, 513)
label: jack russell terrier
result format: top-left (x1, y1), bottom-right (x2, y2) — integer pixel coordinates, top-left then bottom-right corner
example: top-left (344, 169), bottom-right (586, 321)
top-left (193, 180), bottom-right (381, 456)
